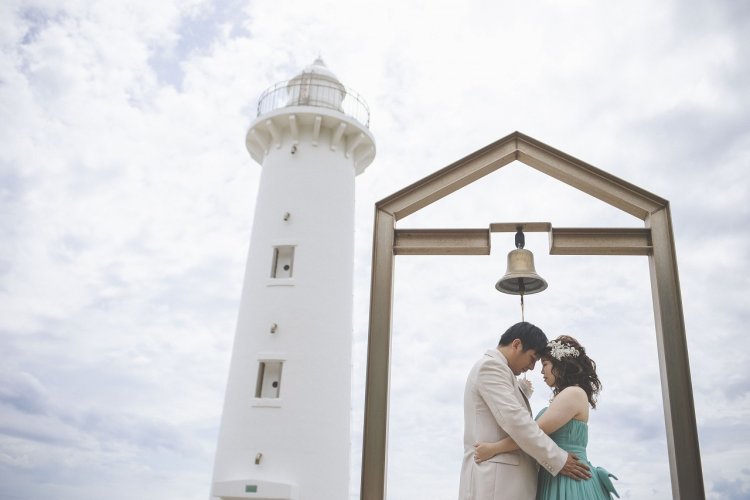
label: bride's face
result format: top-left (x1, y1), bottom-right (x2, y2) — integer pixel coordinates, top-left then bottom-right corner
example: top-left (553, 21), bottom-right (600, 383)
top-left (540, 359), bottom-right (556, 387)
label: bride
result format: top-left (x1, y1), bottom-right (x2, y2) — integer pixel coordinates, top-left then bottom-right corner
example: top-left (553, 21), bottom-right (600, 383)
top-left (473, 335), bottom-right (619, 499)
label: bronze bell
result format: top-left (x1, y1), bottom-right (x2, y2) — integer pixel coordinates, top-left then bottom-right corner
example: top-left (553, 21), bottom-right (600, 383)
top-left (495, 248), bottom-right (548, 294)
top-left (495, 228), bottom-right (548, 295)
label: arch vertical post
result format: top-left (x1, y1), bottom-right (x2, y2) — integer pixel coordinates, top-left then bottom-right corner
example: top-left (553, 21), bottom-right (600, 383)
top-left (360, 208), bottom-right (396, 500)
top-left (647, 207), bottom-right (705, 498)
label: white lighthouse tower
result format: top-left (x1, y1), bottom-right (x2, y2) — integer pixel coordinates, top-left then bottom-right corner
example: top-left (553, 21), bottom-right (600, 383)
top-left (210, 59), bottom-right (376, 500)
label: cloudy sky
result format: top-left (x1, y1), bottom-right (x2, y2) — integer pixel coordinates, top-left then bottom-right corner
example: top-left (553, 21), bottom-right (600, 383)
top-left (1, 0), bottom-right (748, 499)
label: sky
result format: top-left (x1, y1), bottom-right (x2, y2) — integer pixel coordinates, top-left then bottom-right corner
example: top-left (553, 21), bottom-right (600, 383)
top-left (1, 0), bottom-right (749, 499)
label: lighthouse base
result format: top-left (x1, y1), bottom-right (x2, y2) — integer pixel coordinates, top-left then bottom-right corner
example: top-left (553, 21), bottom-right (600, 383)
top-left (212, 479), bottom-right (298, 500)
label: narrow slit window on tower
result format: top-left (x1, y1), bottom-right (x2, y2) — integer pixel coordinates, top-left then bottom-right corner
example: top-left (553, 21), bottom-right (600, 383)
top-left (271, 246), bottom-right (295, 278)
top-left (255, 360), bottom-right (283, 399)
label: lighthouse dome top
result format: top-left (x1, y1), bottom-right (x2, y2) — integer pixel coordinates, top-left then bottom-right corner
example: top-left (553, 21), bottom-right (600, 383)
top-left (292, 57), bottom-right (342, 85)
top-left (256, 58), bottom-right (371, 128)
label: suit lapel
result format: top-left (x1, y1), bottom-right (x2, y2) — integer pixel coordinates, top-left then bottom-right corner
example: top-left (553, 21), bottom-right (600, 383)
top-left (485, 349), bottom-right (532, 415)
top-left (518, 384), bottom-right (532, 415)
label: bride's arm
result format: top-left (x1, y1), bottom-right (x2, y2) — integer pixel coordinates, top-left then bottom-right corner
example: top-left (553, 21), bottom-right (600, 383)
top-left (474, 387), bottom-right (587, 463)
top-left (536, 386), bottom-right (587, 435)
top-left (473, 436), bottom-right (518, 462)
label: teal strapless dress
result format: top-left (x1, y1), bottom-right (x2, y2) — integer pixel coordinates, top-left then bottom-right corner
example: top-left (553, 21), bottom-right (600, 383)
top-left (535, 408), bottom-right (619, 499)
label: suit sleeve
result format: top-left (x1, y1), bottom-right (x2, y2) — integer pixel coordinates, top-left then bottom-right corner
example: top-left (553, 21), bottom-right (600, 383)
top-left (477, 359), bottom-right (568, 475)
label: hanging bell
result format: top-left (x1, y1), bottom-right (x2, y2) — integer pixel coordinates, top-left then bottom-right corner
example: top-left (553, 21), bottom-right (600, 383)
top-left (495, 249), bottom-right (548, 295)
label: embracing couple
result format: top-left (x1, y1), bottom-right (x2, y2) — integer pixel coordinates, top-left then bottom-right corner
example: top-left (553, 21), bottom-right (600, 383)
top-left (458, 322), bottom-right (619, 500)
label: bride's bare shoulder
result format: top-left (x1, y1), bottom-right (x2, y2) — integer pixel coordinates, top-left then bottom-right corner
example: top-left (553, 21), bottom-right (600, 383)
top-left (557, 385), bottom-right (588, 401)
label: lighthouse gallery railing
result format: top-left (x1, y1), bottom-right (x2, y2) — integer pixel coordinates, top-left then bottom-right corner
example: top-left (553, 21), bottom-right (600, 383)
top-left (257, 79), bottom-right (371, 128)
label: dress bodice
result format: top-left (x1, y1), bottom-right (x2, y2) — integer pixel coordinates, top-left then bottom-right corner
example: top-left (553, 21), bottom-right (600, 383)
top-left (534, 407), bottom-right (619, 499)
top-left (535, 407), bottom-right (590, 459)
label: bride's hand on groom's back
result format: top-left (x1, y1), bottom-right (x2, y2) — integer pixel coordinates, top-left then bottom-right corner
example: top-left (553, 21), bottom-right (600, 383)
top-left (472, 442), bottom-right (495, 463)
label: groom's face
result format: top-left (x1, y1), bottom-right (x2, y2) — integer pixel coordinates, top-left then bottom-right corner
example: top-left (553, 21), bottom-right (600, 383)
top-left (509, 339), bottom-right (539, 375)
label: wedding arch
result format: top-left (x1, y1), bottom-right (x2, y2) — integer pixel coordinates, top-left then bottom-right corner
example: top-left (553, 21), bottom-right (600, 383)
top-left (359, 131), bottom-right (703, 500)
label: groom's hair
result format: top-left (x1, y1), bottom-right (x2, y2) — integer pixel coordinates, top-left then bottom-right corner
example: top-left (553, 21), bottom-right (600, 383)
top-left (498, 322), bottom-right (548, 354)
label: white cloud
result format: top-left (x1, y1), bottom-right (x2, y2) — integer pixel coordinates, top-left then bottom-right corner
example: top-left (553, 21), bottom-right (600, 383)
top-left (1, 0), bottom-right (748, 499)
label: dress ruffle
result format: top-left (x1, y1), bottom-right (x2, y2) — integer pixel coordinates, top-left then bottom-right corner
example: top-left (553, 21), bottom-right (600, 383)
top-left (594, 467), bottom-right (619, 498)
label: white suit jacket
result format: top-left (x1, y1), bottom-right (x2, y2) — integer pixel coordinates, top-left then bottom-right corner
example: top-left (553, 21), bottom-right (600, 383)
top-left (458, 349), bottom-right (568, 500)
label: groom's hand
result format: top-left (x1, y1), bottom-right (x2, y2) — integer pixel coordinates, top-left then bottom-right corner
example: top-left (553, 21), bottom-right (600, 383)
top-left (559, 453), bottom-right (591, 480)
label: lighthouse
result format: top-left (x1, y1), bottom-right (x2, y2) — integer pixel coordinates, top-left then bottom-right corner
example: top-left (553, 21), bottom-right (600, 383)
top-left (210, 59), bottom-right (376, 500)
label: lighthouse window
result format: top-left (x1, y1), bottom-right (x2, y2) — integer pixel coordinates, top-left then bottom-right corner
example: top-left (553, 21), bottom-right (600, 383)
top-left (255, 360), bottom-right (283, 398)
top-left (271, 246), bottom-right (295, 278)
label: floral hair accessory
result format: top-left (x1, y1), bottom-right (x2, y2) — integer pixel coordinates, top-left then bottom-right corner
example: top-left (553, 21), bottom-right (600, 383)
top-left (548, 340), bottom-right (580, 360)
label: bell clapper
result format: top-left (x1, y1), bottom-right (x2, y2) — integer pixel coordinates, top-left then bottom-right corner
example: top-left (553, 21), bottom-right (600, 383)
top-left (520, 292), bottom-right (525, 321)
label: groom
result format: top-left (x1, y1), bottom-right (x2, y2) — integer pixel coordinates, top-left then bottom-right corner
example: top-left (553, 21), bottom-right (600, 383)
top-left (458, 322), bottom-right (590, 500)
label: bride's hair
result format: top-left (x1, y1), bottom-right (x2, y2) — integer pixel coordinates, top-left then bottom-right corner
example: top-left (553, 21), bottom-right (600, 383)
top-left (543, 335), bottom-right (602, 409)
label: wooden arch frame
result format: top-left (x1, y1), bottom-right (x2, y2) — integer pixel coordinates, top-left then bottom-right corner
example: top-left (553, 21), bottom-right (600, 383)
top-left (359, 132), bottom-right (704, 499)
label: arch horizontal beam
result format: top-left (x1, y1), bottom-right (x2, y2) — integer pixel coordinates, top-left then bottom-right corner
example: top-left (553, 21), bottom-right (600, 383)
top-left (490, 222), bottom-right (551, 233)
top-left (394, 228), bottom-right (490, 255)
top-left (550, 227), bottom-right (652, 255)
top-left (392, 226), bottom-right (652, 256)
